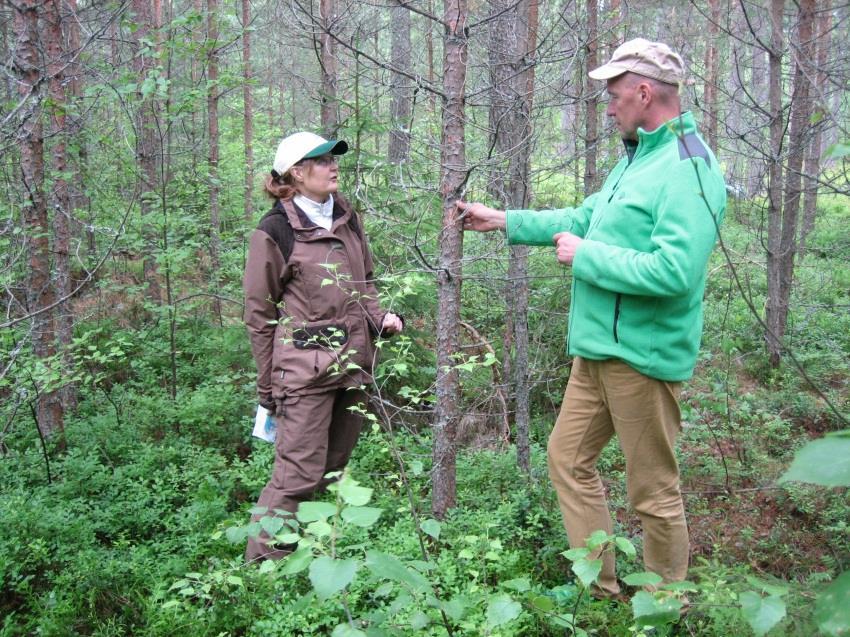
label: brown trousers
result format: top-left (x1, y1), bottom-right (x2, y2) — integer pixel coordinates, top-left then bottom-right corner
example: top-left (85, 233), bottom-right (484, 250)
top-left (245, 387), bottom-right (366, 562)
top-left (547, 357), bottom-right (687, 595)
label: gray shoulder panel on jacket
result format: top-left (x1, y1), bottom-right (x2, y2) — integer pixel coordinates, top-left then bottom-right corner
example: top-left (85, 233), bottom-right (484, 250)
top-left (677, 133), bottom-right (711, 166)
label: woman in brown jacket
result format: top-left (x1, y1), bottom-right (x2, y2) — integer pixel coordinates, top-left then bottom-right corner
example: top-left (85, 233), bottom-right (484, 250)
top-left (243, 132), bottom-right (403, 561)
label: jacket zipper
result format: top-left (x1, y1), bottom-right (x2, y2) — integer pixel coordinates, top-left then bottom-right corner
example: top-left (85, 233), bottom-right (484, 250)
top-left (613, 294), bottom-right (621, 343)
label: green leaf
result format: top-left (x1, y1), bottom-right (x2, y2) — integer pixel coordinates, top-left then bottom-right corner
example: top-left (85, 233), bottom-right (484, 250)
top-left (409, 460), bottom-right (424, 476)
top-left (260, 516), bottom-right (285, 537)
top-left (531, 595), bottom-right (555, 612)
top-left (258, 559), bottom-right (276, 574)
top-left (561, 547), bottom-right (590, 561)
top-left (623, 571), bottom-right (664, 588)
top-left (280, 547), bottom-right (314, 575)
top-left (341, 506), bottom-right (382, 527)
top-left (502, 577), bottom-right (531, 592)
top-left (441, 596), bottom-right (469, 621)
top-left (740, 592), bottom-right (786, 636)
top-left (486, 593), bottom-right (522, 628)
top-left (410, 610), bottom-right (431, 629)
top-left (825, 143), bottom-right (850, 159)
top-left (585, 529), bottom-right (611, 550)
top-left (631, 591), bottom-right (682, 626)
top-left (779, 435), bottom-right (850, 487)
top-left (815, 571), bottom-right (850, 637)
top-left (296, 501), bottom-right (338, 523)
top-left (571, 558), bottom-right (603, 588)
top-left (339, 479), bottom-right (373, 506)
top-left (225, 525), bottom-right (247, 544)
top-left (614, 537), bottom-right (637, 559)
top-left (309, 556), bottom-right (358, 600)
top-left (226, 575), bottom-right (243, 586)
top-left (745, 576), bottom-right (788, 598)
top-left (306, 519), bottom-right (333, 537)
top-left (420, 518), bottom-right (441, 540)
top-left (331, 623), bottom-right (366, 637)
top-left (364, 551), bottom-right (430, 591)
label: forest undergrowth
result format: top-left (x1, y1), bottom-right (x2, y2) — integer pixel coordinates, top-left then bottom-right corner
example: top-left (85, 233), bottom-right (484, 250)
top-left (1, 198), bottom-right (848, 636)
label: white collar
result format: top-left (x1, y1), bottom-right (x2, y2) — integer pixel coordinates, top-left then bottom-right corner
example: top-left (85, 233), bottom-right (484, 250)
top-left (294, 194), bottom-right (334, 230)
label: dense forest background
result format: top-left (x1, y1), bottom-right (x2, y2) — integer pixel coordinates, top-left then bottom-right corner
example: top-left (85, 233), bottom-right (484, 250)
top-left (1, 0), bottom-right (849, 635)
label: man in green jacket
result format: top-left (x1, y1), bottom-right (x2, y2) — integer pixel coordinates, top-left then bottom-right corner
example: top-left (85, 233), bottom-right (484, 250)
top-left (458, 38), bottom-right (726, 599)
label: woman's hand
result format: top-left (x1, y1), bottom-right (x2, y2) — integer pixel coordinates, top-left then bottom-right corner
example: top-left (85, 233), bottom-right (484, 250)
top-left (381, 312), bottom-right (404, 335)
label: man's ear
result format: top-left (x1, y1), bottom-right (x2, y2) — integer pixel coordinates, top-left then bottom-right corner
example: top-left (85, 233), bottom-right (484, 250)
top-left (638, 81), bottom-right (652, 104)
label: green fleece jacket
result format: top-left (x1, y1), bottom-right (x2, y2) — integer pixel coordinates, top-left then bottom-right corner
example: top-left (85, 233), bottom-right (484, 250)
top-left (507, 112), bottom-right (726, 381)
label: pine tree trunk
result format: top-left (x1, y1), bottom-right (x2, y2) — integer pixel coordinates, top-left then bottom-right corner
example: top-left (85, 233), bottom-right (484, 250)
top-left (320, 0), bottom-right (338, 136)
top-left (388, 3), bottom-right (412, 164)
top-left (45, 0), bottom-right (77, 411)
top-left (131, 0), bottom-right (161, 303)
top-left (511, 0), bottom-right (538, 475)
top-left (703, 0), bottom-right (720, 152)
top-left (773, 0), bottom-right (815, 364)
top-left (14, 0), bottom-right (65, 439)
top-left (799, 2), bottom-right (831, 260)
top-left (242, 0), bottom-right (254, 220)
top-left (764, 0), bottom-right (786, 367)
top-left (583, 0), bottom-right (598, 196)
top-left (432, 0), bottom-right (468, 520)
top-left (207, 0), bottom-right (222, 324)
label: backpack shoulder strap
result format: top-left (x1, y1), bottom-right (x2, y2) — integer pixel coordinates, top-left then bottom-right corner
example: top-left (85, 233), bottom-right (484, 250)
top-left (257, 200), bottom-right (295, 262)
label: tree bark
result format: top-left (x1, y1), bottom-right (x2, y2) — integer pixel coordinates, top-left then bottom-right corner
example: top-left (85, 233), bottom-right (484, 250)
top-left (207, 0), bottom-right (222, 324)
top-left (388, 2), bottom-right (412, 164)
top-left (14, 0), bottom-right (65, 439)
top-left (319, 0), bottom-right (338, 136)
top-left (583, 0), bottom-right (599, 196)
top-left (242, 0), bottom-right (254, 220)
top-left (45, 0), bottom-right (77, 411)
top-left (764, 0), bottom-right (785, 366)
top-left (510, 0), bottom-right (538, 475)
top-left (799, 2), bottom-right (831, 260)
top-left (131, 0), bottom-right (161, 303)
top-left (775, 0), bottom-right (815, 362)
top-left (432, 0), bottom-right (467, 520)
top-left (703, 0), bottom-right (721, 151)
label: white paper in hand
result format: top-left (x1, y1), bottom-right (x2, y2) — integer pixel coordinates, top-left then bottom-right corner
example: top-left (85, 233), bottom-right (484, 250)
top-left (252, 405), bottom-right (276, 443)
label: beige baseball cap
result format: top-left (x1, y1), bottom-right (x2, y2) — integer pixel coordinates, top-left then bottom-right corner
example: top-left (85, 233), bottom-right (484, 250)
top-left (272, 131), bottom-right (348, 176)
top-left (588, 38), bottom-right (685, 85)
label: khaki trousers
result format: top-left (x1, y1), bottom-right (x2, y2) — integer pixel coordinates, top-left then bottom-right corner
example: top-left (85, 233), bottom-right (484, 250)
top-left (245, 387), bottom-right (366, 562)
top-left (547, 357), bottom-right (687, 595)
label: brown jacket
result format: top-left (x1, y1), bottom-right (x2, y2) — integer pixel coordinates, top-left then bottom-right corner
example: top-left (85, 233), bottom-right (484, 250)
top-left (243, 195), bottom-right (386, 404)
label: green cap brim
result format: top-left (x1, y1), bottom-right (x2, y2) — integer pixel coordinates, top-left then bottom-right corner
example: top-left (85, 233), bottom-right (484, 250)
top-left (304, 139), bottom-right (349, 158)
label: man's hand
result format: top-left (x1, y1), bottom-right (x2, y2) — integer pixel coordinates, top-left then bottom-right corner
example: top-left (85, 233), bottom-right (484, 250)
top-left (381, 312), bottom-right (404, 335)
top-left (456, 200), bottom-right (507, 232)
top-left (553, 232), bottom-right (582, 266)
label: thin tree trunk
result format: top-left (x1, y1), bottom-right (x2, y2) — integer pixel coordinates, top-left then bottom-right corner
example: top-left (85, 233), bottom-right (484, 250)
top-left (207, 0), bottom-right (222, 325)
top-left (774, 0), bottom-right (815, 362)
top-left (703, 0), bottom-right (720, 151)
top-left (14, 0), bottom-right (65, 439)
top-left (388, 2), bottom-right (412, 164)
top-left (45, 0), bottom-right (77, 411)
top-left (432, 0), bottom-right (468, 520)
top-left (583, 0), bottom-right (599, 196)
top-left (799, 2), bottom-right (831, 260)
top-left (131, 0), bottom-right (161, 303)
top-left (486, 0), bottom-right (518, 437)
top-left (242, 0), bottom-right (254, 220)
top-left (319, 0), bottom-right (338, 136)
top-left (510, 0), bottom-right (538, 475)
top-left (764, 0), bottom-right (785, 366)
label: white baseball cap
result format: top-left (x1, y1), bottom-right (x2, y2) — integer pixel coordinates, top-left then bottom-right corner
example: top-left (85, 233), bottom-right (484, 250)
top-left (272, 132), bottom-right (349, 176)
